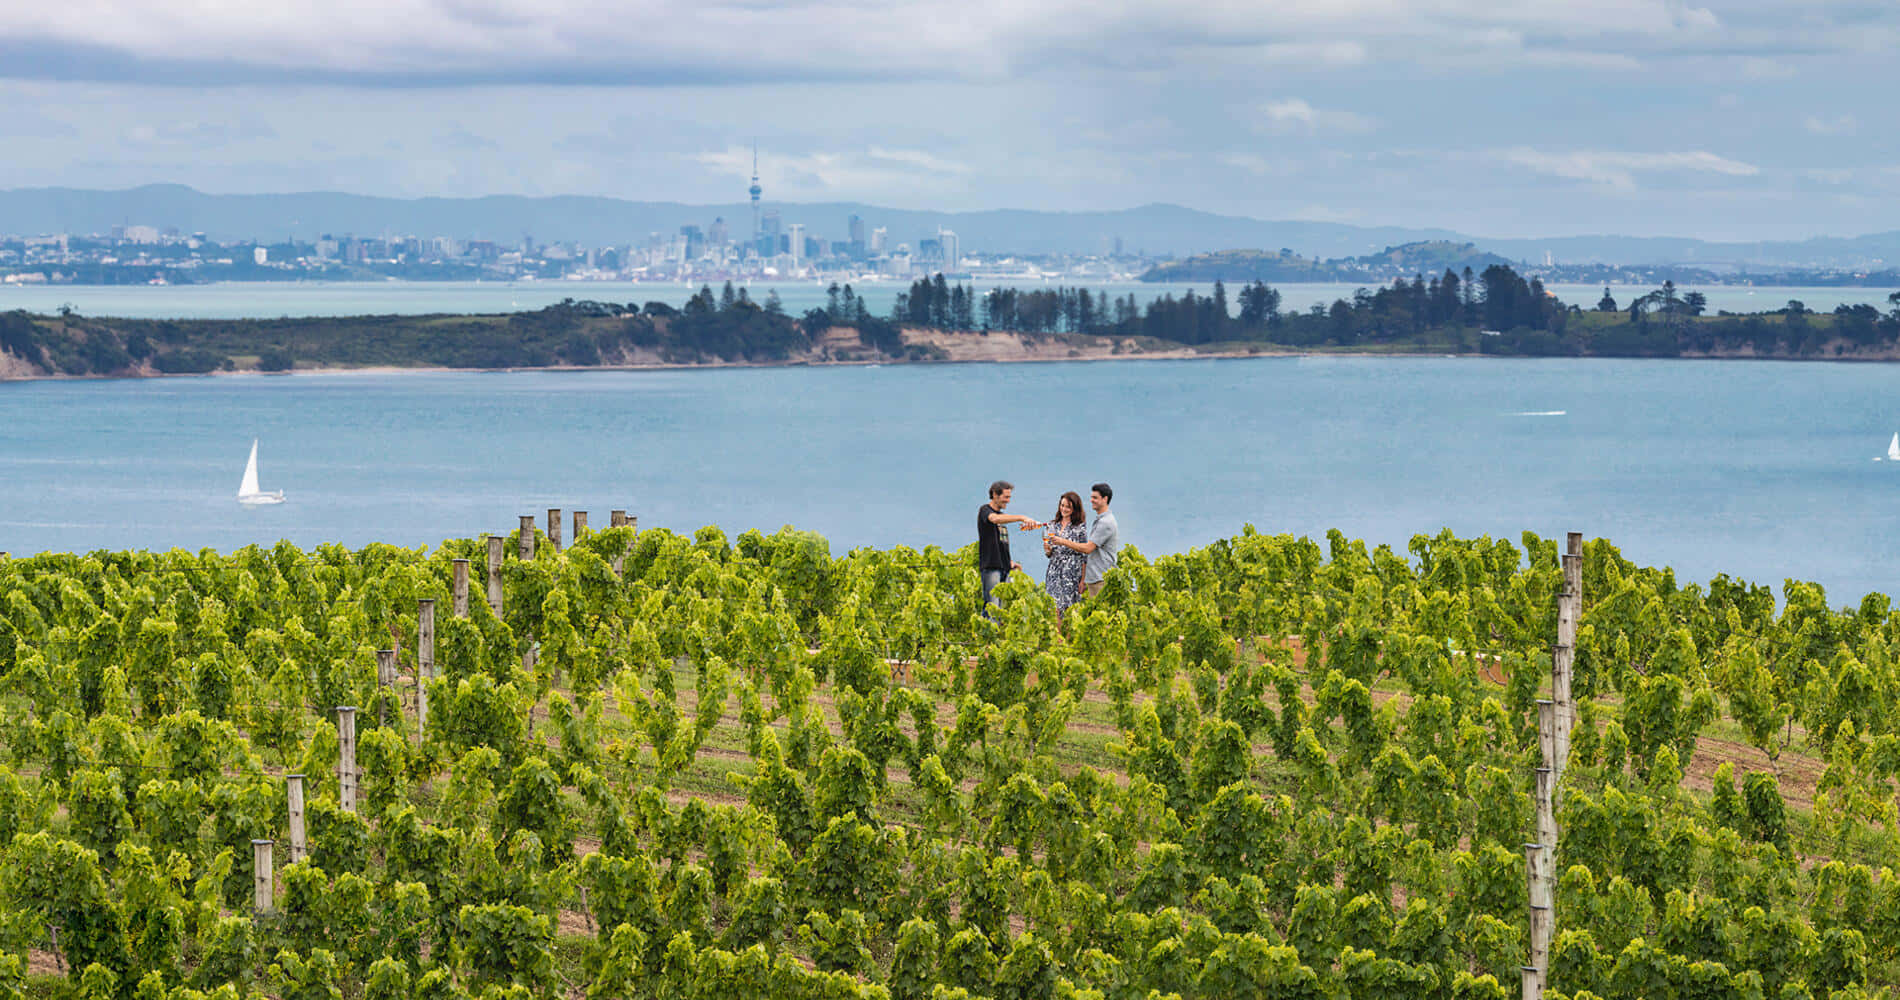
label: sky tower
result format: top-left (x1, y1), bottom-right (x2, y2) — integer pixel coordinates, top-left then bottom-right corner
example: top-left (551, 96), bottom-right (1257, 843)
top-left (748, 143), bottom-right (762, 241)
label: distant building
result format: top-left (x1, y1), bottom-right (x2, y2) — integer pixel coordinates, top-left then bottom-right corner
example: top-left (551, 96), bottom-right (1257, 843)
top-left (709, 217), bottom-right (728, 247)
top-left (759, 210), bottom-right (782, 258)
top-left (788, 223), bottom-right (805, 270)
top-left (869, 226), bottom-right (887, 254)
top-left (937, 228), bottom-right (960, 270)
top-left (849, 215), bottom-right (865, 245)
top-left (253, 246), bottom-right (268, 266)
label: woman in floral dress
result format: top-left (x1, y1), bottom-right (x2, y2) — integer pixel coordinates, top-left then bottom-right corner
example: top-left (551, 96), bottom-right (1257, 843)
top-left (1042, 491), bottom-right (1089, 616)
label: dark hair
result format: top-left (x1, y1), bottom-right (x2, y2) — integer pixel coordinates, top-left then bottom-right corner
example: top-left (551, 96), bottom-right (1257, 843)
top-left (1054, 491), bottom-right (1085, 526)
top-left (1090, 482), bottom-right (1113, 503)
top-left (989, 480), bottom-right (1014, 498)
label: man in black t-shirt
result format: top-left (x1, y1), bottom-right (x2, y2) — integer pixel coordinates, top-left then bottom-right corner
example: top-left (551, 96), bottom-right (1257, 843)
top-left (978, 480), bottom-right (1041, 610)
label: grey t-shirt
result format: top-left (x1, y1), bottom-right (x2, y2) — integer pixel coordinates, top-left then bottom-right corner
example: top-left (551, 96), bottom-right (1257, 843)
top-left (1085, 511), bottom-right (1120, 584)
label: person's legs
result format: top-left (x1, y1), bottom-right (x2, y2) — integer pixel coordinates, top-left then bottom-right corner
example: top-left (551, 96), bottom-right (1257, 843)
top-left (1083, 580), bottom-right (1104, 598)
top-left (981, 569), bottom-right (1005, 609)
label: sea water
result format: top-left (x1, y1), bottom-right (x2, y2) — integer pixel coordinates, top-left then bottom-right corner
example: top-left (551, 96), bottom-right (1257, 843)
top-left (2, 357), bottom-right (1897, 603)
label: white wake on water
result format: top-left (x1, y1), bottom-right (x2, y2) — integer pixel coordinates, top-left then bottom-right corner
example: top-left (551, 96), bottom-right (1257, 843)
top-left (1513, 410), bottom-right (1567, 416)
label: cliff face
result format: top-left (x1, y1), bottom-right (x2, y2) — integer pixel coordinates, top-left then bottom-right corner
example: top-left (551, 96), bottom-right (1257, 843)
top-left (0, 348), bottom-right (47, 379)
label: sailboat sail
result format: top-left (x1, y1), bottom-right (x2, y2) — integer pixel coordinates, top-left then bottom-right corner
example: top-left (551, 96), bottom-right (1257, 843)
top-left (239, 440), bottom-right (262, 497)
top-left (1888, 433), bottom-right (1899, 462)
top-left (237, 439), bottom-right (285, 504)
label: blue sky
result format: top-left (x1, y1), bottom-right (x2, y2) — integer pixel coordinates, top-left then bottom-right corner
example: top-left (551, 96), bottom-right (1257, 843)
top-left (0, 0), bottom-right (1895, 240)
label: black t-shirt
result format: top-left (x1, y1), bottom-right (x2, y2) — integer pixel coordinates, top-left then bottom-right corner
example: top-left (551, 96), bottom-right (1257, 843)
top-left (977, 502), bottom-right (1011, 573)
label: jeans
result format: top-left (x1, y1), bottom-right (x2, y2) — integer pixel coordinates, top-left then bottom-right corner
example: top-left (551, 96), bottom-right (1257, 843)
top-left (980, 568), bottom-right (1007, 610)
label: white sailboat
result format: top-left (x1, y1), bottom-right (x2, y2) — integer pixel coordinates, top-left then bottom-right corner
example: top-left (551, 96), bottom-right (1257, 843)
top-left (237, 439), bottom-right (286, 505)
top-left (1889, 433), bottom-right (1900, 462)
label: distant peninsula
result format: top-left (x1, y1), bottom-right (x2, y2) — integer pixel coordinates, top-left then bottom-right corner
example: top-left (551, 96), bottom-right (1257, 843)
top-left (1140, 241), bottom-right (1517, 284)
top-left (5, 269), bottom-right (1900, 380)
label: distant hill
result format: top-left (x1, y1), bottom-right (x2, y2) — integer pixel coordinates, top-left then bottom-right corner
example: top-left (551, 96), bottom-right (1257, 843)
top-left (2, 184), bottom-right (1897, 267)
top-left (1142, 241), bottom-right (1517, 283)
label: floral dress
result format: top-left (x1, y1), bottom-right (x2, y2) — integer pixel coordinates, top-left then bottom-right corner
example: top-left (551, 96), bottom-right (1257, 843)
top-left (1044, 520), bottom-right (1089, 612)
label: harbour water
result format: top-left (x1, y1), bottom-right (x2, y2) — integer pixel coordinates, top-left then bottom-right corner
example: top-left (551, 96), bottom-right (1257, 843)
top-left (3, 356), bottom-right (1897, 603)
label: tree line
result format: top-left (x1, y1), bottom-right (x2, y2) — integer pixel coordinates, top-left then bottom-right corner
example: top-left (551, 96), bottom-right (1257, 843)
top-left (889, 270), bottom-right (1900, 357)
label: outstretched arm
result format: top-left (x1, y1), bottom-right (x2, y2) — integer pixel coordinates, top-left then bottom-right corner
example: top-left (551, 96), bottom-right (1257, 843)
top-left (1050, 533), bottom-right (1097, 554)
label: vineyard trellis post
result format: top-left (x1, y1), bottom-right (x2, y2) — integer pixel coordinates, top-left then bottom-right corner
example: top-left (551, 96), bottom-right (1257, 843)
top-left (336, 707), bottom-right (358, 813)
top-left (1527, 530), bottom-right (1583, 999)
top-left (417, 598), bottom-right (435, 729)
top-left (609, 511), bottom-right (635, 576)
top-left (286, 774), bottom-right (307, 863)
top-left (451, 558), bottom-right (470, 617)
top-left (486, 536), bottom-right (505, 616)
top-left (252, 840), bottom-right (273, 914)
top-left (548, 508), bottom-right (563, 552)
top-left (573, 509), bottom-right (587, 540)
top-left (1555, 532), bottom-right (1582, 779)
top-left (518, 516), bottom-right (536, 560)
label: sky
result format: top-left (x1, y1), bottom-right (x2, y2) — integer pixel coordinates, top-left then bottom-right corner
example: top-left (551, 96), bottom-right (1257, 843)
top-left (0, 0), bottom-right (1896, 241)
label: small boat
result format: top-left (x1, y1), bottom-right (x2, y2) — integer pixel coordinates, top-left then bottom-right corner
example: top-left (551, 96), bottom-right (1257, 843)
top-left (237, 439), bottom-right (286, 505)
top-left (1890, 433), bottom-right (1900, 462)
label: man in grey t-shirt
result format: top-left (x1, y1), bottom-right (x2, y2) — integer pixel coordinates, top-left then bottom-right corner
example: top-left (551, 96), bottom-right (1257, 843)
top-left (1049, 482), bottom-right (1119, 598)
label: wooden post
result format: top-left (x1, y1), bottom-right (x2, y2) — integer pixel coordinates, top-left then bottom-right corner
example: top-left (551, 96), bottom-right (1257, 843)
top-left (451, 559), bottom-right (470, 618)
top-left (486, 535), bottom-right (505, 616)
top-left (523, 641), bottom-right (538, 676)
top-left (285, 774), bottom-right (306, 863)
top-left (376, 649), bottom-right (396, 726)
top-left (609, 510), bottom-right (630, 575)
top-left (573, 510), bottom-right (588, 540)
top-left (253, 840), bottom-right (274, 913)
top-left (336, 707), bottom-right (357, 813)
top-left (518, 515), bottom-right (536, 560)
top-left (1555, 533), bottom-right (1582, 779)
top-left (1521, 967), bottom-right (1541, 1000)
top-left (1537, 700), bottom-right (1557, 781)
top-left (1535, 767), bottom-right (1557, 861)
top-left (547, 508), bottom-right (563, 552)
top-left (417, 599), bottom-right (435, 729)
top-left (1526, 840), bottom-right (1552, 989)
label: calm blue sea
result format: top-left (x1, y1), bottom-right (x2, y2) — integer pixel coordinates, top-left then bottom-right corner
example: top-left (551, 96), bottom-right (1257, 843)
top-left (3, 357), bottom-right (1898, 603)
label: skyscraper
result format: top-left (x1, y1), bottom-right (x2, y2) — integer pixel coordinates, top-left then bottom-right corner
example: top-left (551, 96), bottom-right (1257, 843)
top-left (937, 228), bottom-right (960, 270)
top-left (759, 210), bottom-right (782, 258)
top-left (870, 227), bottom-right (887, 254)
top-left (849, 215), bottom-right (865, 244)
top-left (788, 223), bottom-right (805, 270)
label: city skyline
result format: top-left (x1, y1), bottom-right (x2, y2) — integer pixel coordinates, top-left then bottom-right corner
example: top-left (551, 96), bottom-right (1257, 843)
top-left (0, 1), bottom-right (1895, 242)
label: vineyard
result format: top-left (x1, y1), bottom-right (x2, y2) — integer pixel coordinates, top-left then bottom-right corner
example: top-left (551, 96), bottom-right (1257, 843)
top-left (0, 520), bottom-right (1897, 999)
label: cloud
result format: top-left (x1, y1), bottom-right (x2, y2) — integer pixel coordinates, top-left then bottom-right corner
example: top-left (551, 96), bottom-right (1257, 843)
top-left (0, 0), bottom-right (1874, 87)
top-left (122, 117), bottom-right (276, 146)
top-left (1804, 113), bottom-right (1856, 135)
top-left (437, 126), bottom-right (501, 152)
top-left (692, 145), bottom-right (975, 198)
top-left (1499, 148), bottom-right (1761, 190)
top-left (1253, 98), bottom-right (1375, 134)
